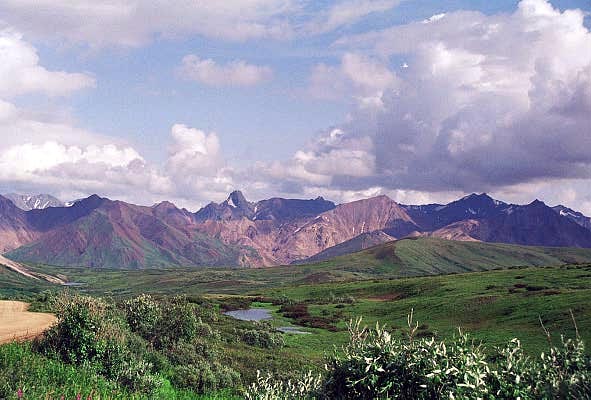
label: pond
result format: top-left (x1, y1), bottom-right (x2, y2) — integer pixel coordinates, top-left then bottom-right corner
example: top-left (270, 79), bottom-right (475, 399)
top-left (224, 308), bottom-right (311, 335)
top-left (224, 308), bottom-right (272, 322)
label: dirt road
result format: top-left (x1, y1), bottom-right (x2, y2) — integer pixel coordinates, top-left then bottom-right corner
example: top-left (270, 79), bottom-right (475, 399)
top-left (0, 300), bottom-right (57, 344)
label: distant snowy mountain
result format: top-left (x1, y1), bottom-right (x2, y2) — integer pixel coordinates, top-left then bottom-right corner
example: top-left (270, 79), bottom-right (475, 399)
top-left (552, 205), bottom-right (591, 231)
top-left (4, 193), bottom-right (65, 211)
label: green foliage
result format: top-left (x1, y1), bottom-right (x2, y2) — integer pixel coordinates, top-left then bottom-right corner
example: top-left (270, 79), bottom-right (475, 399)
top-left (239, 321), bottom-right (285, 349)
top-left (30, 292), bottom-right (249, 397)
top-left (118, 359), bottom-right (163, 394)
top-left (123, 293), bottom-right (161, 340)
top-left (35, 293), bottom-right (164, 395)
top-left (247, 315), bottom-right (591, 400)
top-left (172, 361), bottom-right (240, 393)
top-left (37, 293), bottom-right (108, 365)
top-left (0, 342), bottom-right (129, 399)
top-left (124, 296), bottom-right (200, 349)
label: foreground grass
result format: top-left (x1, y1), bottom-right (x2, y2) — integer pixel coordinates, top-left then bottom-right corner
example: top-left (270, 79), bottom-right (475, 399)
top-left (0, 342), bottom-right (129, 399)
top-left (0, 341), bottom-right (240, 400)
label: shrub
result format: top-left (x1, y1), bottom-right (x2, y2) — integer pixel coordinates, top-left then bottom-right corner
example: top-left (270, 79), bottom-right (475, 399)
top-left (118, 359), bottom-right (163, 394)
top-left (172, 361), bottom-right (240, 394)
top-left (153, 299), bottom-right (199, 349)
top-left (123, 294), bottom-right (162, 341)
top-left (239, 322), bottom-right (285, 349)
top-left (245, 371), bottom-right (322, 400)
top-left (246, 313), bottom-right (591, 400)
top-left (36, 293), bottom-right (108, 365)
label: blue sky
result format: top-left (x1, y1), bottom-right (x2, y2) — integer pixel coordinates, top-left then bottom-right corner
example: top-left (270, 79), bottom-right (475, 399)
top-left (1, 0), bottom-right (591, 212)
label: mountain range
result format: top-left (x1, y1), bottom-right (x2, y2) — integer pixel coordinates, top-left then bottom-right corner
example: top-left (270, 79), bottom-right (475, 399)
top-left (1, 191), bottom-right (591, 269)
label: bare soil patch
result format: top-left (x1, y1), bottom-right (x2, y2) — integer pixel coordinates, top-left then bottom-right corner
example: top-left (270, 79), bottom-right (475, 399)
top-left (367, 293), bottom-right (404, 302)
top-left (0, 300), bottom-right (57, 344)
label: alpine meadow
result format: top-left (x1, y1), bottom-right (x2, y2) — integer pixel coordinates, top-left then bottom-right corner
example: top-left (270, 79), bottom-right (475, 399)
top-left (1, 0), bottom-right (591, 399)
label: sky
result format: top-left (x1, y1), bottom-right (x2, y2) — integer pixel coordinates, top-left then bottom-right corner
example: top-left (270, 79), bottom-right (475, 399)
top-left (0, 0), bottom-right (590, 213)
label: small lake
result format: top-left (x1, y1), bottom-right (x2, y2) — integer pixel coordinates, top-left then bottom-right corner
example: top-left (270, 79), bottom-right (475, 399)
top-left (224, 308), bottom-right (311, 335)
top-left (224, 308), bottom-right (272, 322)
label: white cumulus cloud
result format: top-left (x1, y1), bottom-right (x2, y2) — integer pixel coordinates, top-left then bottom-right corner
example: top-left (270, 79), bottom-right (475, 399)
top-left (308, 52), bottom-right (397, 104)
top-left (0, 29), bottom-right (95, 97)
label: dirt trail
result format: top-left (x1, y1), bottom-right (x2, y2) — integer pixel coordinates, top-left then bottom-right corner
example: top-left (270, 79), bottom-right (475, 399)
top-left (0, 254), bottom-right (66, 285)
top-left (0, 300), bottom-right (57, 344)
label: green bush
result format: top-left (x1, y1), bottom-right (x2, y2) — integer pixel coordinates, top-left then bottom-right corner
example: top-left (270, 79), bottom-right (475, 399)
top-left (34, 293), bottom-right (164, 394)
top-left (245, 371), bottom-right (322, 400)
top-left (153, 299), bottom-right (199, 349)
top-left (239, 322), bottom-right (285, 349)
top-left (246, 314), bottom-right (591, 400)
top-left (118, 359), bottom-right (163, 395)
top-left (172, 361), bottom-right (240, 393)
top-left (36, 293), bottom-right (108, 365)
top-left (123, 294), bottom-right (162, 341)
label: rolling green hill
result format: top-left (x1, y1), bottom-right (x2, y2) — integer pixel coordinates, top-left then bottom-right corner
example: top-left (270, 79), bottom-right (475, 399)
top-left (11, 238), bottom-right (591, 298)
top-left (312, 237), bottom-right (591, 277)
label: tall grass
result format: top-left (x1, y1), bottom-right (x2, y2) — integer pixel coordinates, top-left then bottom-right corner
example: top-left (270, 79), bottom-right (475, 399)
top-left (0, 342), bottom-right (130, 399)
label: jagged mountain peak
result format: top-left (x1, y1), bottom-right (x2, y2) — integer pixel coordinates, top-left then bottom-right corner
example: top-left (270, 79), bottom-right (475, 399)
top-left (225, 190), bottom-right (255, 216)
top-left (152, 200), bottom-right (178, 210)
top-left (528, 199), bottom-right (546, 207)
top-left (227, 190), bottom-right (249, 206)
top-left (465, 192), bottom-right (490, 198)
top-left (455, 192), bottom-right (497, 204)
top-left (75, 194), bottom-right (107, 209)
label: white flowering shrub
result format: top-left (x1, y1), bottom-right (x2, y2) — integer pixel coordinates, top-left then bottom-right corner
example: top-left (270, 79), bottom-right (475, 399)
top-left (245, 370), bottom-right (323, 400)
top-left (246, 313), bottom-right (591, 399)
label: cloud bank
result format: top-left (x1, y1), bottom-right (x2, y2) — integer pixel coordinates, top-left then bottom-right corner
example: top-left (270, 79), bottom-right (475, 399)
top-left (255, 0), bottom-right (591, 208)
top-left (1, 0), bottom-right (591, 215)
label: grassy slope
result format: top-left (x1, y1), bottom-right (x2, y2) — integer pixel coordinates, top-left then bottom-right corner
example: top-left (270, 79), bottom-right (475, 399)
top-left (20, 238), bottom-right (591, 297)
top-left (315, 237), bottom-right (591, 276)
top-left (266, 264), bottom-right (591, 356)
top-left (4, 238), bottom-right (591, 359)
top-left (0, 264), bottom-right (53, 298)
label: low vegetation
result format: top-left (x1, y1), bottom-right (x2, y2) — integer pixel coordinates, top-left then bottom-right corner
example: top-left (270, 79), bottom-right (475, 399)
top-left (0, 292), bottom-right (271, 398)
top-left (247, 315), bottom-right (591, 399)
top-left (1, 258), bottom-right (591, 398)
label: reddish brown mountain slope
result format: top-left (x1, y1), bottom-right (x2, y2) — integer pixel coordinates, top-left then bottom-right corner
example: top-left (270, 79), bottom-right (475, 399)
top-left (0, 196), bottom-right (39, 253)
top-left (7, 197), bottom-right (257, 268)
top-left (194, 195), bottom-right (419, 265)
